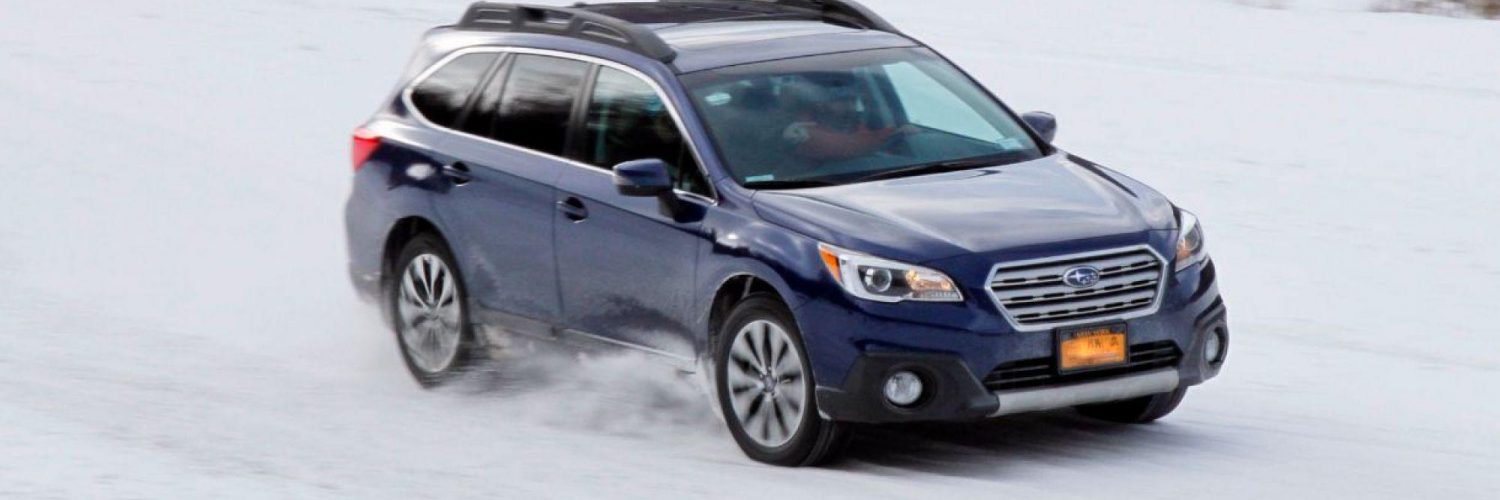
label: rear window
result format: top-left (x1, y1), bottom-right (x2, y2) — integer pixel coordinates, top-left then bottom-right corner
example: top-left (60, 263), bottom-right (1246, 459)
top-left (409, 53), bottom-right (498, 128)
top-left (488, 54), bottom-right (590, 157)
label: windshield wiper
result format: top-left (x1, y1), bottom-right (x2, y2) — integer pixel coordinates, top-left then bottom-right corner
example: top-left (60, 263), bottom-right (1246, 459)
top-left (853, 153), bottom-right (1016, 184)
top-left (742, 152), bottom-right (1020, 189)
top-left (741, 179), bottom-right (839, 190)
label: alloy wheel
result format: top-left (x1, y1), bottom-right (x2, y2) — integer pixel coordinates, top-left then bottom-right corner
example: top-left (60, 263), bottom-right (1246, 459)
top-left (725, 319), bottom-right (808, 448)
top-left (396, 254), bottom-right (463, 374)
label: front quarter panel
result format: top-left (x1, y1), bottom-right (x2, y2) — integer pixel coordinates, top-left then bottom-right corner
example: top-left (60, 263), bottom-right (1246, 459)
top-left (694, 187), bottom-right (822, 319)
top-left (1067, 153), bottom-right (1176, 230)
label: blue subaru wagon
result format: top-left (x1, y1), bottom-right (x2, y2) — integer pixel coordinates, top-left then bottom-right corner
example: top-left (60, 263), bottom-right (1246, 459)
top-left (345, 0), bottom-right (1228, 466)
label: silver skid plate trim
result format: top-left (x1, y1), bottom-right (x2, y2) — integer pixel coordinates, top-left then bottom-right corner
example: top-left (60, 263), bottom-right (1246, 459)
top-left (989, 368), bottom-right (1180, 417)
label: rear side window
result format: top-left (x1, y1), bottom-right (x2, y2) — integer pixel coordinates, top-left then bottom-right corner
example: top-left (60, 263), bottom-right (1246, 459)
top-left (488, 54), bottom-right (589, 157)
top-left (582, 67), bottom-right (707, 195)
top-left (409, 53), bottom-right (498, 128)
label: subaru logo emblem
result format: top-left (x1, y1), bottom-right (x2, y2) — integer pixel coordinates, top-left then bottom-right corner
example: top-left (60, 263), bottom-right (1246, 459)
top-left (1062, 266), bottom-right (1101, 288)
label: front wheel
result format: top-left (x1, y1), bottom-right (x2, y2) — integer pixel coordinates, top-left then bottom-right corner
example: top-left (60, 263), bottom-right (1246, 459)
top-left (714, 294), bottom-right (850, 466)
top-left (1075, 387), bottom-right (1188, 423)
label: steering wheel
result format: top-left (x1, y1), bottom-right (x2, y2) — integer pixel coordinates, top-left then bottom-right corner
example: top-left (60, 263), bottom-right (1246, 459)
top-left (878, 126), bottom-right (915, 154)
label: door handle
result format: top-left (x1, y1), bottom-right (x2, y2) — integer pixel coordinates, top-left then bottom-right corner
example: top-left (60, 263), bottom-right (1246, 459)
top-left (442, 162), bottom-right (472, 185)
top-left (557, 197), bottom-right (589, 222)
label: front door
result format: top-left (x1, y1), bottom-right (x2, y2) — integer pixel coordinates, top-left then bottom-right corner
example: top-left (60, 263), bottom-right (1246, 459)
top-left (553, 66), bottom-right (715, 360)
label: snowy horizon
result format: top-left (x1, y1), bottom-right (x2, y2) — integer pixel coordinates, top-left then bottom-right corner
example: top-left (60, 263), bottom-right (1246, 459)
top-left (1, 0), bottom-right (1496, 498)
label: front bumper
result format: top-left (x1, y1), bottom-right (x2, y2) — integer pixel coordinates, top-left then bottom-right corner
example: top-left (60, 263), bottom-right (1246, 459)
top-left (807, 258), bottom-right (1227, 424)
top-left (815, 353), bottom-right (1199, 423)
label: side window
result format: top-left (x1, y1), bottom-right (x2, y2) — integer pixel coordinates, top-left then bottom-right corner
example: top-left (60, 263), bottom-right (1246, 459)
top-left (583, 67), bottom-right (707, 196)
top-left (409, 53), bottom-right (499, 128)
top-left (458, 55), bottom-right (509, 138)
top-left (882, 62), bottom-right (1003, 142)
top-left (488, 54), bottom-right (590, 157)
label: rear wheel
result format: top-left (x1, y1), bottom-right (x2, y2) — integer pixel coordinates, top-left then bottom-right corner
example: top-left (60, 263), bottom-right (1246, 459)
top-left (387, 234), bottom-right (475, 388)
top-left (1075, 387), bottom-right (1187, 423)
top-left (715, 294), bottom-right (850, 466)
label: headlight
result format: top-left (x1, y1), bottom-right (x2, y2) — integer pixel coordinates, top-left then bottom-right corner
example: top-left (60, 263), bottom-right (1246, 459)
top-left (1174, 209), bottom-right (1207, 272)
top-left (817, 244), bottom-right (963, 303)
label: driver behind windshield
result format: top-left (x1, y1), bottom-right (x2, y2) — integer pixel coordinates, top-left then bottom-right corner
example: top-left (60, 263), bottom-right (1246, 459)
top-left (778, 74), bottom-right (911, 163)
top-left (685, 47), bottom-right (1045, 188)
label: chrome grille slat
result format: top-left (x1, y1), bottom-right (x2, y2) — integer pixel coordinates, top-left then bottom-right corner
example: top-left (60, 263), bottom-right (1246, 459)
top-left (1008, 288), bottom-right (1155, 314)
top-left (991, 253), bottom-right (1154, 281)
top-left (994, 270), bottom-right (1161, 303)
top-left (988, 246), bottom-right (1167, 330)
top-left (990, 261), bottom-right (1156, 289)
top-left (1012, 300), bottom-right (1150, 322)
top-left (1003, 281), bottom-right (1158, 307)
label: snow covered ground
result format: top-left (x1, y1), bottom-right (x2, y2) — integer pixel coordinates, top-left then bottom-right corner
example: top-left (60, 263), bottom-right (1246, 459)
top-left (1, 0), bottom-right (1496, 498)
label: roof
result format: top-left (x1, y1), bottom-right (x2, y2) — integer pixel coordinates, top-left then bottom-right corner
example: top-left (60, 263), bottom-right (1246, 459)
top-left (448, 1), bottom-right (920, 73)
top-left (574, 1), bottom-right (900, 33)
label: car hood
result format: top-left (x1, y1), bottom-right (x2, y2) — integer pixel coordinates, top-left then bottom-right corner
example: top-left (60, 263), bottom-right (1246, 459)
top-left (752, 153), bottom-right (1177, 264)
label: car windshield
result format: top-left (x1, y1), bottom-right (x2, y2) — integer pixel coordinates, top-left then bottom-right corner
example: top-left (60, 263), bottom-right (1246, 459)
top-left (682, 48), bottom-right (1045, 189)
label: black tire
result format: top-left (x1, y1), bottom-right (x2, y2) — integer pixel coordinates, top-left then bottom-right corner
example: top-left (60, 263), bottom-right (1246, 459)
top-left (1075, 387), bottom-right (1188, 423)
top-left (386, 233), bottom-right (476, 388)
top-left (714, 294), bottom-right (851, 466)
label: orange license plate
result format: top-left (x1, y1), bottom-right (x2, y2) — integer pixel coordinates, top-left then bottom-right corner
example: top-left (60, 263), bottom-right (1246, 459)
top-left (1058, 324), bottom-right (1127, 371)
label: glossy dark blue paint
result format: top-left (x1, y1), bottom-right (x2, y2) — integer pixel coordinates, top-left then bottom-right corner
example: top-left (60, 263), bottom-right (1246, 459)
top-left (554, 165), bottom-right (710, 357)
top-left (434, 132), bottom-right (566, 325)
top-left (751, 154), bottom-right (1177, 265)
top-left (611, 159), bottom-right (674, 196)
top-left (344, 17), bottom-right (1226, 418)
top-left (1020, 112), bottom-right (1058, 143)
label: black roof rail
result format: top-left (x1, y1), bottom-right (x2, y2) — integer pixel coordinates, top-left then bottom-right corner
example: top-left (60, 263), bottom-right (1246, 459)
top-left (657, 0), bottom-right (900, 33)
top-left (458, 2), bottom-right (678, 62)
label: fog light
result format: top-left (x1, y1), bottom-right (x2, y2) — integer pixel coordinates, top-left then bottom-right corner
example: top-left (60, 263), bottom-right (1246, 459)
top-left (1204, 328), bottom-right (1225, 364)
top-left (883, 371), bottom-right (924, 407)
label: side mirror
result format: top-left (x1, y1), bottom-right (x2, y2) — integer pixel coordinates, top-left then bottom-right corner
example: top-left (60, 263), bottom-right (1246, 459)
top-left (1021, 111), bottom-right (1057, 143)
top-left (613, 159), bottom-right (673, 197)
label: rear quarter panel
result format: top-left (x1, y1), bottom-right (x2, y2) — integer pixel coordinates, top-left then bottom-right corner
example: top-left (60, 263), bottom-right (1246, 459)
top-left (343, 122), bottom-right (452, 297)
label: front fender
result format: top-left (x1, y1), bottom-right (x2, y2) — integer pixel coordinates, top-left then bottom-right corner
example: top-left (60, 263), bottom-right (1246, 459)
top-left (693, 201), bottom-right (842, 349)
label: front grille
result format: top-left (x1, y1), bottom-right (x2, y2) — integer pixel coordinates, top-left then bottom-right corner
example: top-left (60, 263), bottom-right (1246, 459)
top-left (983, 341), bottom-right (1181, 391)
top-left (988, 246), bottom-right (1166, 329)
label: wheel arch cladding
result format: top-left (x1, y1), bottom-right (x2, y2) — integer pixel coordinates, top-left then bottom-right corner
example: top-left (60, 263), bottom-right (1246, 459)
top-left (382, 216), bottom-right (448, 279)
top-left (708, 274), bottom-right (787, 344)
top-left (696, 215), bottom-right (835, 355)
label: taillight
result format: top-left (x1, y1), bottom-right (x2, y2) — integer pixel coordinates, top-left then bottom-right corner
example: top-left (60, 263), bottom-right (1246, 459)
top-left (351, 127), bottom-right (381, 172)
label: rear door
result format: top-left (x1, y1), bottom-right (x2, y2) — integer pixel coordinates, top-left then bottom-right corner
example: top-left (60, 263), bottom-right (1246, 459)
top-left (427, 51), bottom-right (591, 334)
top-left (553, 65), bottom-right (714, 360)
